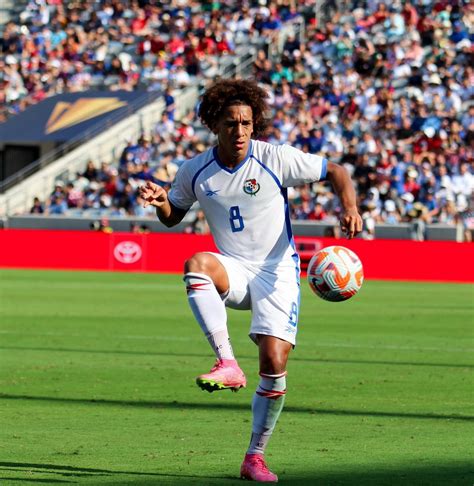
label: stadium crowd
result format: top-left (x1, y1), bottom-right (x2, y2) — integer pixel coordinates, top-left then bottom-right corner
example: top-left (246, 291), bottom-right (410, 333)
top-left (0, 0), bottom-right (303, 121)
top-left (13, 0), bottom-right (474, 240)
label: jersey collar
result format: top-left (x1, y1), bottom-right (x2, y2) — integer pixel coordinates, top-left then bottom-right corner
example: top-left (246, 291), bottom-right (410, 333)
top-left (213, 140), bottom-right (253, 174)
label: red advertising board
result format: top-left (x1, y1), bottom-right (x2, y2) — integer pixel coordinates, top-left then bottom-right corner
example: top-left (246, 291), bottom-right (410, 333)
top-left (0, 229), bottom-right (473, 283)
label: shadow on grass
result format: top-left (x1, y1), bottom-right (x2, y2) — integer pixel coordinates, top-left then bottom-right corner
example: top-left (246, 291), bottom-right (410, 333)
top-left (274, 464), bottom-right (474, 486)
top-left (0, 394), bottom-right (473, 422)
top-left (0, 462), bottom-right (224, 484)
top-left (1, 462), bottom-right (473, 485)
top-left (1, 346), bottom-right (472, 369)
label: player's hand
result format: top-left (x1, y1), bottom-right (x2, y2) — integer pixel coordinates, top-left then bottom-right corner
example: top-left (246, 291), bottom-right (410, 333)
top-left (139, 181), bottom-right (168, 208)
top-left (340, 208), bottom-right (362, 239)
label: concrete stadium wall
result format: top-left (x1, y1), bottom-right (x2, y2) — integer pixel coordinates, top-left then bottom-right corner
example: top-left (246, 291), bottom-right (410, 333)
top-left (292, 221), bottom-right (459, 241)
top-left (5, 215), bottom-right (460, 241)
top-left (6, 215), bottom-right (190, 233)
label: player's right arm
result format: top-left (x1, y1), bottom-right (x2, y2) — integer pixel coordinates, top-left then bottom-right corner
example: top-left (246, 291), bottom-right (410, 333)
top-left (139, 181), bottom-right (188, 227)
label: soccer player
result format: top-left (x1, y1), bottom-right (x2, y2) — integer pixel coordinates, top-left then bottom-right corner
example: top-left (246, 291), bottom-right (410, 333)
top-left (140, 79), bottom-right (362, 482)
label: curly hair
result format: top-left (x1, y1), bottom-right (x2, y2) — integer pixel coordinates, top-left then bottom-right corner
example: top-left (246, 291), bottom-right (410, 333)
top-left (198, 79), bottom-right (270, 138)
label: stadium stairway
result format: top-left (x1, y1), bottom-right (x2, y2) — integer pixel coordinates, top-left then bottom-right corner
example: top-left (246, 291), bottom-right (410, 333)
top-left (0, 86), bottom-right (199, 218)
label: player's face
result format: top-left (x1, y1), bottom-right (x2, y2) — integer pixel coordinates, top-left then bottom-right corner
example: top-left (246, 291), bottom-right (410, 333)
top-left (214, 104), bottom-right (253, 167)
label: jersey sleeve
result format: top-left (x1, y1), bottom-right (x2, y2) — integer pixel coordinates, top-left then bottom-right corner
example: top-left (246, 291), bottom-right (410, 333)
top-left (275, 144), bottom-right (327, 187)
top-left (167, 162), bottom-right (196, 210)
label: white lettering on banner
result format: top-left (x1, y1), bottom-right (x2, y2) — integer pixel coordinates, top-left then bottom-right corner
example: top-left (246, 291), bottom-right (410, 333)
top-left (113, 241), bottom-right (142, 264)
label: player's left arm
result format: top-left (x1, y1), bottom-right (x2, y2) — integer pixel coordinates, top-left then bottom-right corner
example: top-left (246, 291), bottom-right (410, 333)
top-left (326, 162), bottom-right (363, 239)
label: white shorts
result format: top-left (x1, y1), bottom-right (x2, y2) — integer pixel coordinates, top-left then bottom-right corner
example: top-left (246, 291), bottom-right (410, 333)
top-left (212, 253), bottom-right (301, 345)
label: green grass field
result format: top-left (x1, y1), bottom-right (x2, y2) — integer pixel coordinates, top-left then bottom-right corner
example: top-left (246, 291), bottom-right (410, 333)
top-left (0, 269), bottom-right (473, 486)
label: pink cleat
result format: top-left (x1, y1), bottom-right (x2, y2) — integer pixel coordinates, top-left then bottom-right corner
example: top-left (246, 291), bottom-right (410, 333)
top-left (196, 359), bottom-right (246, 393)
top-left (240, 453), bottom-right (278, 482)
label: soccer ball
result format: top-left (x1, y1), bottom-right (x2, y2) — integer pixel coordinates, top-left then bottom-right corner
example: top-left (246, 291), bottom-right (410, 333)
top-left (307, 246), bottom-right (364, 302)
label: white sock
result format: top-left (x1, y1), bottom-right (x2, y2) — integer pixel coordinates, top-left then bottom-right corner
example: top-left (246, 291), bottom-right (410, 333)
top-left (247, 372), bottom-right (287, 455)
top-left (206, 328), bottom-right (234, 360)
top-left (184, 272), bottom-right (234, 360)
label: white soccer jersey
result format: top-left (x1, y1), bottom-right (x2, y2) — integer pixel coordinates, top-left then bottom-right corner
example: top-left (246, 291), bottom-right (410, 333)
top-left (168, 140), bottom-right (327, 268)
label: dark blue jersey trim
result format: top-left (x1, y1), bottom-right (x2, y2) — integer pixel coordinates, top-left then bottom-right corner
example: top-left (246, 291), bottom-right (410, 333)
top-left (282, 187), bottom-right (298, 255)
top-left (251, 154), bottom-right (282, 188)
top-left (281, 187), bottom-right (292, 244)
top-left (191, 158), bottom-right (215, 197)
top-left (321, 158), bottom-right (328, 179)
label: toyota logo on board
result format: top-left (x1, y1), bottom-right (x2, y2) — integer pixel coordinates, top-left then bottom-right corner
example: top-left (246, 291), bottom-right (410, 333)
top-left (114, 241), bottom-right (142, 264)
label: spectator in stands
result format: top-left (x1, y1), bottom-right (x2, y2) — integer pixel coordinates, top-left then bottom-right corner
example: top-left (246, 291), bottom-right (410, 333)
top-left (185, 209), bottom-right (210, 235)
top-left (408, 203), bottom-right (429, 241)
top-left (82, 160), bottom-right (98, 181)
top-left (153, 154), bottom-right (178, 184)
top-left (47, 193), bottom-right (68, 215)
top-left (30, 197), bottom-right (44, 214)
top-left (90, 217), bottom-right (113, 233)
top-left (452, 162), bottom-right (473, 199)
top-left (308, 202), bottom-right (327, 221)
top-left (163, 85), bottom-right (175, 121)
top-left (361, 202), bottom-right (377, 240)
top-left (1, 0), bottom-right (293, 120)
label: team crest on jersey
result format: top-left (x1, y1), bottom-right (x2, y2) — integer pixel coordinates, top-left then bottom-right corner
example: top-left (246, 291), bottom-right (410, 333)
top-left (243, 178), bottom-right (260, 196)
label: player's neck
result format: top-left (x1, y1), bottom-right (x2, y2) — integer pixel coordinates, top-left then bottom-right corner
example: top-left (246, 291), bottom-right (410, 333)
top-left (216, 143), bottom-right (250, 169)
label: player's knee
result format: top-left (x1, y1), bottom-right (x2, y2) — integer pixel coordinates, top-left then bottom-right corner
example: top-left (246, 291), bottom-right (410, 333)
top-left (259, 352), bottom-right (288, 375)
top-left (184, 253), bottom-right (213, 275)
top-left (258, 336), bottom-right (291, 375)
